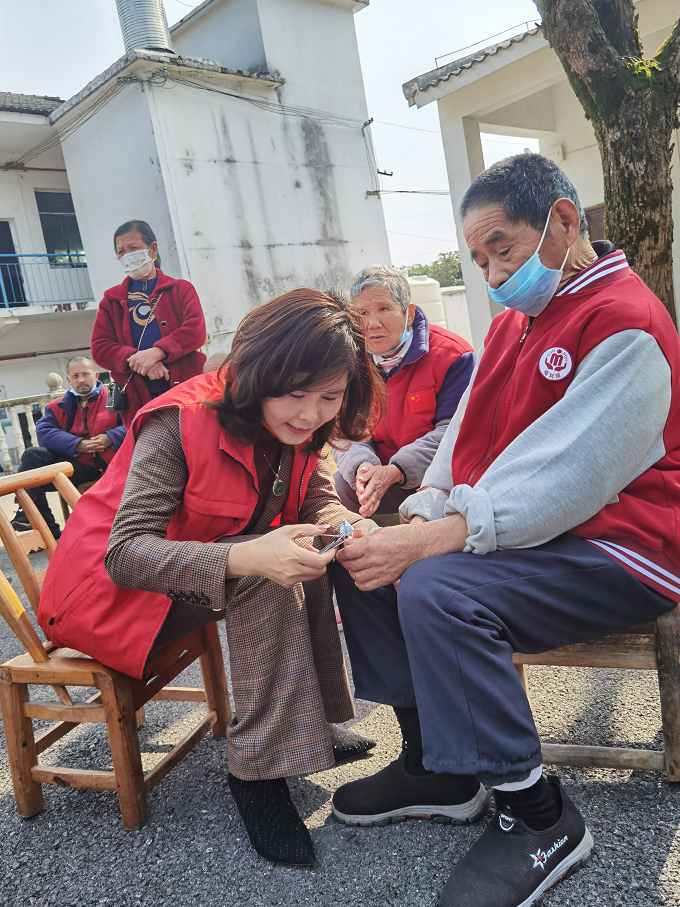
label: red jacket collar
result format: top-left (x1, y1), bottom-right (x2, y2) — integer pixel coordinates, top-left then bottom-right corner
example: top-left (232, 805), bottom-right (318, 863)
top-left (104, 268), bottom-right (178, 304)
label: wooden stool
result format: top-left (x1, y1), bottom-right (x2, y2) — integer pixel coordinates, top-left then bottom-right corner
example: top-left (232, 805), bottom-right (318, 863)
top-left (0, 463), bottom-right (232, 829)
top-left (514, 606), bottom-right (680, 781)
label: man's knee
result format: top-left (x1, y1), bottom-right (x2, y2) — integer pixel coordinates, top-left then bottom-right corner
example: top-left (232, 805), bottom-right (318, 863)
top-left (19, 446), bottom-right (51, 471)
top-left (397, 555), bottom-right (478, 630)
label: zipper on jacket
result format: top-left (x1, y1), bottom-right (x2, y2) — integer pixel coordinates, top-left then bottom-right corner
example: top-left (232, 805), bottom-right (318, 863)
top-left (467, 318), bottom-right (534, 486)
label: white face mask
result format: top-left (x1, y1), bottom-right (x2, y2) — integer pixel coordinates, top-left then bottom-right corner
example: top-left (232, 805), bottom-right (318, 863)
top-left (119, 248), bottom-right (154, 280)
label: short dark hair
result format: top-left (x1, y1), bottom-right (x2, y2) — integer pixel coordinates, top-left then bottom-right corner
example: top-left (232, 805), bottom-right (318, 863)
top-left (211, 288), bottom-right (386, 452)
top-left (460, 153), bottom-right (588, 237)
top-left (113, 220), bottom-right (162, 269)
top-left (67, 355), bottom-right (96, 374)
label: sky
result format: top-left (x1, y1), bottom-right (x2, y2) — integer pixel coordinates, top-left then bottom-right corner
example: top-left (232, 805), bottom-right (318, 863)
top-left (0, 0), bottom-right (541, 267)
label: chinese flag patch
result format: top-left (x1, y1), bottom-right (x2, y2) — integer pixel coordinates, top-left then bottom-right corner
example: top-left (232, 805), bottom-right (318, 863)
top-left (407, 388), bottom-right (436, 413)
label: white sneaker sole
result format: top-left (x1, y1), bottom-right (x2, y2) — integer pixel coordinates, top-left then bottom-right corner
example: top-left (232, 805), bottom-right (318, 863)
top-left (516, 826), bottom-right (594, 907)
top-left (332, 783), bottom-right (489, 827)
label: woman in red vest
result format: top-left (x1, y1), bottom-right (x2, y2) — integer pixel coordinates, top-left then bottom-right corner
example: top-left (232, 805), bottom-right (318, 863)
top-left (333, 264), bottom-right (475, 524)
top-left (40, 290), bottom-right (384, 866)
top-left (90, 220), bottom-right (206, 427)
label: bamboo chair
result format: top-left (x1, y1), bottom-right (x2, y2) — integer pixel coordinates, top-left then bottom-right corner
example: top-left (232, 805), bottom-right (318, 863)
top-left (0, 463), bottom-right (231, 829)
top-left (514, 606), bottom-right (680, 781)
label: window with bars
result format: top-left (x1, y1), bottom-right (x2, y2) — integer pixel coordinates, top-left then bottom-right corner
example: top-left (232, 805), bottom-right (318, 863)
top-left (35, 192), bottom-right (86, 267)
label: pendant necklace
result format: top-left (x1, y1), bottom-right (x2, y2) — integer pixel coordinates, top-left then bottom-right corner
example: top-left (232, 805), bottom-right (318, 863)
top-left (261, 449), bottom-right (285, 497)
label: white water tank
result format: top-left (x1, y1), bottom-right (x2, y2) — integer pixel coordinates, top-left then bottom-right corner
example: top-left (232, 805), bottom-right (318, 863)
top-left (407, 275), bottom-right (447, 328)
top-left (441, 285), bottom-right (473, 347)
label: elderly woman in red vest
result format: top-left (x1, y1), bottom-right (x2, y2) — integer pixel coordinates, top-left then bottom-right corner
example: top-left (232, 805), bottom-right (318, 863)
top-left (90, 220), bottom-right (206, 426)
top-left (40, 290), bottom-right (383, 867)
top-left (333, 265), bottom-right (475, 524)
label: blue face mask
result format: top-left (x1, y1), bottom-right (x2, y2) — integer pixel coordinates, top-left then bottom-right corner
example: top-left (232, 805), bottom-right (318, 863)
top-left (486, 210), bottom-right (571, 317)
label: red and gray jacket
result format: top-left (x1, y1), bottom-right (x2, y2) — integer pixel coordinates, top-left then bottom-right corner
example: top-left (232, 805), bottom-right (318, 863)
top-left (37, 382), bottom-right (126, 468)
top-left (333, 306), bottom-right (475, 488)
top-left (402, 244), bottom-right (680, 601)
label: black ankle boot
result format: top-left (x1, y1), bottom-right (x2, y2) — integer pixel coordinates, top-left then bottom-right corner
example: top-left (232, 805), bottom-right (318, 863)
top-left (393, 706), bottom-right (430, 774)
top-left (228, 773), bottom-right (315, 866)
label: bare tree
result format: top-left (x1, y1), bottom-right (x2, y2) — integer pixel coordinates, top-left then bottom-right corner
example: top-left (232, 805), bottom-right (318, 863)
top-left (534, 0), bottom-right (680, 322)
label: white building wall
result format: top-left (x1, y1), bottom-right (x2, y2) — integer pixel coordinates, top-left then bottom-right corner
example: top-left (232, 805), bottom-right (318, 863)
top-left (58, 85), bottom-right (180, 302)
top-left (171, 0), bottom-right (267, 73)
top-left (146, 72), bottom-right (388, 346)
top-left (55, 0), bottom-right (388, 355)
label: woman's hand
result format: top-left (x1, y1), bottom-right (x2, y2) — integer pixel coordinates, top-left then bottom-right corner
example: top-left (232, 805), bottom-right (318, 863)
top-left (355, 462), bottom-right (403, 517)
top-left (226, 524), bottom-right (337, 588)
top-left (128, 347), bottom-right (167, 376)
top-left (145, 361), bottom-right (171, 382)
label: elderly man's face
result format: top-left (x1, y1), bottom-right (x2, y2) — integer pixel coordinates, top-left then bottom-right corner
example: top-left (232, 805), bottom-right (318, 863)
top-left (354, 286), bottom-right (415, 355)
top-left (463, 205), bottom-right (569, 290)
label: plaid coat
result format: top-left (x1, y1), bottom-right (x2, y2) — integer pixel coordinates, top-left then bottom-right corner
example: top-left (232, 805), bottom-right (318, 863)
top-left (106, 409), bottom-right (358, 780)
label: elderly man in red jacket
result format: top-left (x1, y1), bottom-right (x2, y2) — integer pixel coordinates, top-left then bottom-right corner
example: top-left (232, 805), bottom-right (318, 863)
top-left (11, 355), bottom-right (125, 538)
top-left (331, 154), bottom-right (680, 907)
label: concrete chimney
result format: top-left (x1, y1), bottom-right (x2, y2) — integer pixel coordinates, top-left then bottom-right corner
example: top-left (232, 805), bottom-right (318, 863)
top-left (115, 0), bottom-right (176, 55)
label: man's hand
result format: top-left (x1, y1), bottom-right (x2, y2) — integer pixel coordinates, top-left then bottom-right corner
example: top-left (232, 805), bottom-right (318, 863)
top-left (355, 462), bottom-right (403, 517)
top-left (88, 433), bottom-right (113, 452)
top-left (128, 347), bottom-right (166, 376)
top-left (336, 513), bottom-right (469, 591)
top-left (74, 438), bottom-right (97, 454)
top-left (227, 524), bottom-right (338, 588)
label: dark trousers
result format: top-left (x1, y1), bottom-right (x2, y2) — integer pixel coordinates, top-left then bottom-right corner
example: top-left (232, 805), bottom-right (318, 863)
top-left (334, 534), bottom-right (675, 784)
top-left (18, 447), bottom-right (103, 525)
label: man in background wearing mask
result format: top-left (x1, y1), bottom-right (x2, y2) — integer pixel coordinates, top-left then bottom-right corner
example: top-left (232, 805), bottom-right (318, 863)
top-left (332, 154), bottom-right (680, 907)
top-left (11, 355), bottom-right (126, 539)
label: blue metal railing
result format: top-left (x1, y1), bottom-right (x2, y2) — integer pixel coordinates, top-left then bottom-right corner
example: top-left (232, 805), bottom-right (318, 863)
top-left (0, 253), bottom-right (93, 308)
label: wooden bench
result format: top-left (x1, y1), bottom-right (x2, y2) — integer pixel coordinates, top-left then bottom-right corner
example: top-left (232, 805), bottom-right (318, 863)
top-left (514, 607), bottom-right (680, 781)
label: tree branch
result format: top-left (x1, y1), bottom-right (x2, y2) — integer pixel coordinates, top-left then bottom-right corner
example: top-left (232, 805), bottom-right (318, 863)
top-left (533, 0), bottom-right (628, 115)
top-left (591, 0), bottom-right (642, 58)
top-left (655, 16), bottom-right (680, 87)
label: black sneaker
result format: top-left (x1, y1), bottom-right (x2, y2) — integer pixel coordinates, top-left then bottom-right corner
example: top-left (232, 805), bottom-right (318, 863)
top-left (11, 509), bottom-right (31, 532)
top-left (332, 751), bottom-right (488, 826)
top-left (438, 776), bottom-right (594, 907)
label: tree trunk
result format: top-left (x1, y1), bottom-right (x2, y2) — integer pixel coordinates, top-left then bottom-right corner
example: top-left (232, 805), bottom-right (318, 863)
top-left (534, 0), bottom-right (680, 325)
top-left (596, 90), bottom-right (676, 317)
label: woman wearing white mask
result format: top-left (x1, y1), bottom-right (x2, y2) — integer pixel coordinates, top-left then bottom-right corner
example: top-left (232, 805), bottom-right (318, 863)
top-left (91, 220), bottom-right (206, 427)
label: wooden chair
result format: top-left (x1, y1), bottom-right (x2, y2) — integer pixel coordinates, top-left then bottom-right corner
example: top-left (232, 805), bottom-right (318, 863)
top-left (59, 478), bottom-right (98, 523)
top-left (0, 462), bottom-right (232, 829)
top-left (514, 606), bottom-right (680, 781)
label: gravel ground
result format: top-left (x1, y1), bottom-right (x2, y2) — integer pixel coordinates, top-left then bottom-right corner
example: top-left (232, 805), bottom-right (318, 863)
top-left (1, 543), bottom-right (680, 907)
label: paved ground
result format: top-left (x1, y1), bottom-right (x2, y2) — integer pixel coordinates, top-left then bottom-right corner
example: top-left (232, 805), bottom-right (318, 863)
top-left (1, 541), bottom-right (680, 906)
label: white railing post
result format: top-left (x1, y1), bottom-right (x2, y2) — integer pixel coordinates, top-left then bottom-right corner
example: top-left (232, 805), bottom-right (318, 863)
top-left (0, 426), bottom-right (11, 473)
top-left (7, 405), bottom-right (24, 460)
top-left (0, 373), bottom-right (64, 472)
top-left (23, 403), bottom-right (39, 448)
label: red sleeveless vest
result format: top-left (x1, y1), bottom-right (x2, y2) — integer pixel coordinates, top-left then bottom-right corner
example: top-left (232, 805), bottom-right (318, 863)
top-left (38, 373), bottom-right (318, 678)
top-left (450, 261), bottom-right (680, 576)
top-left (372, 324), bottom-right (473, 463)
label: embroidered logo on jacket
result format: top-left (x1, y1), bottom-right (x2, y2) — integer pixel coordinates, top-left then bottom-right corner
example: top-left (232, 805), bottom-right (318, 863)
top-left (539, 347), bottom-right (573, 381)
top-left (530, 836), bottom-right (569, 870)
